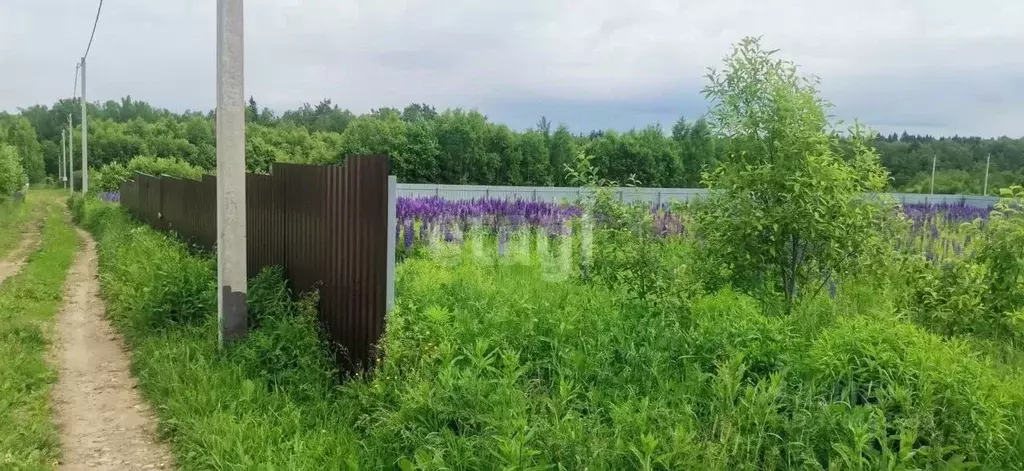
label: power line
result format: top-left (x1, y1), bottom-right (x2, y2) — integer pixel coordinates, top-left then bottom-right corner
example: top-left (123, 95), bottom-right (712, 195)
top-left (83, 0), bottom-right (105, 60)
top-left (72, 62), bottom-right (80, 99)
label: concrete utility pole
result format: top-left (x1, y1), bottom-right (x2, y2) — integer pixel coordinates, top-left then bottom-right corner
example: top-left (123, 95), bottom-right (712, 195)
top-left (216, 0), bottom-right (247, 343)
top-left (68, 114), bottom-right (74, 194)
top-left (80, 57), bottom-right (88, 194)
top-left (61, 130), bottom-right (66, 188)
top-left (983, 154), bottom-right (991, 196)
top-left (930, 154), bottom-right (937, 195)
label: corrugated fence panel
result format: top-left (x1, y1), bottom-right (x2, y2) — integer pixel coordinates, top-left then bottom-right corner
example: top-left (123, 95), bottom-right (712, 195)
top-left (116, 156), bottom-right (392, 372)
top-left (335, 156), bottom-right (390, 369)
top-left (199, 176), bottom-right (217, 249)
top-left (161, 177), bottom-right (181, 235)
top-left (246, 173), bottom-right (282, 277)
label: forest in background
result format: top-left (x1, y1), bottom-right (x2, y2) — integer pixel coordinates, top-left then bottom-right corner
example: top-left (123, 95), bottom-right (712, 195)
top-left (2, 95), bottom-right (1023, 194)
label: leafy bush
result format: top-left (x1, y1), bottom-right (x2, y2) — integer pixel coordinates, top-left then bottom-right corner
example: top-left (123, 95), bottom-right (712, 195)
top-left (802, 316), bottom-right (1024, 467)
top-left (127, 155), bottom-right (206, 180)
top-left (903, 256), bottom-right (990, 337)
top-left (696, 37), bottom-right (892, 312)
top-left (232, 267), bottom-right (338, 402)
top-left (563, 150), bottom-right (704, 313)
top-left (0, 144), bottom-right (28, 199)
top-left (899, 187), bottom-right (1024, 343)
top-left (90, 161), bottom-right (131, 192)
top-left (91, 156), bottom-right (206, 193)
top-left (975, 186), bottom-right (1024, 316)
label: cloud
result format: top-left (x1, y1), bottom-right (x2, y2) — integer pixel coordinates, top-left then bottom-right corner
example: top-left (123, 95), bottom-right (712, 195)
top-left (2, 0), bottom-right (1022, 136)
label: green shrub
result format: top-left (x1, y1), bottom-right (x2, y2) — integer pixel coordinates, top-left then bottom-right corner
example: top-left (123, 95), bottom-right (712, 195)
top-left (231, 267), bottom-right (338, 402)
top-left (897, 187), bottom-right (1024, 344)
top-left (975, 186), bottom-right (1024, 316)
top-left (685, 290), bottom-right (796, 381)
top-left (90, 156), bottom-right (206, 193)
top-left (903, 256), bottom-right (990, 337)
top-left (696, 37), bottom-right (892, 312)
top-left (0, 144), bottom-right (27, 199)
top-left (563, 151), bottom-right (705, 315)
top-left (128, 156), bottom-right (205, 180)
top-left (802, 316), bottom-right (1024, 467)
top-left (91, 161), bottom-right (132, 192)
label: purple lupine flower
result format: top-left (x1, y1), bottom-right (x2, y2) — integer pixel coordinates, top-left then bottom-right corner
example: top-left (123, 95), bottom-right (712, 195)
top-left (99, 192), bottom-right (121, 203)
top-left (403, 219), bottom-right (415, 249)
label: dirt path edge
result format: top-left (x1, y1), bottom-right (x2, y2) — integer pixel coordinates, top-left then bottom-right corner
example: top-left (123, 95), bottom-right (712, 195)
top-left (0, 217), bottom-right (43, 284)
top-left (50, 227), bottom-right (175, 470)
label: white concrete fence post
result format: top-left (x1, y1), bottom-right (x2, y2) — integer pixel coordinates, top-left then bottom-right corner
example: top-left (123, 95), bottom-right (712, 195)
top-left (385, 176), bottom-right (397, 312)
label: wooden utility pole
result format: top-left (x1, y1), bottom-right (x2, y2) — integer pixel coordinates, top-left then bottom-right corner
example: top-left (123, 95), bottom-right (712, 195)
top-left (216, 0), bottom-right (248, 343)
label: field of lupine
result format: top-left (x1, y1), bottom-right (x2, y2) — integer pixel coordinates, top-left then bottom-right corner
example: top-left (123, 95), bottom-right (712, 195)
top-left (84, 191), bottom-right (1024, 468)
top-left (396, 196), bottom-right (985, 257)
top-left (98, 190), bottom-right (992, 259)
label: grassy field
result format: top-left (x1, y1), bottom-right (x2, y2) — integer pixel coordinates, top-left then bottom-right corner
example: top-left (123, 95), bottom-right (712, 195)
top-left (0, 198), bottom-right (80, 469)
top-left (69, 194), bottom-right (1024, 470)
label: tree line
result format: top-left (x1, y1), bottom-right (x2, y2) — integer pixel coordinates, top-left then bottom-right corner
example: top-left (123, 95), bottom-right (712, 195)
top-left (1, 95), bottom-right (1022, 194)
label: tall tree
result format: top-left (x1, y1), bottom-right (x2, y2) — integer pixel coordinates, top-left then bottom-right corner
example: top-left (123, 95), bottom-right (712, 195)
top-left (697, 37), bottom-right (890, 311)
top-left (247, 96), bottom-right (259, 124)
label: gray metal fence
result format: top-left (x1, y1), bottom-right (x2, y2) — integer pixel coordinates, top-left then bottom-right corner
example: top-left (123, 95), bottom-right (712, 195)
top-left (396, 183), bottom-right (998, 208)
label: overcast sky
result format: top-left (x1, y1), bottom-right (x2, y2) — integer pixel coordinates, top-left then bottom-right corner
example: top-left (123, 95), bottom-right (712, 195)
top-left (2, 0), bottom-right (1022, 137)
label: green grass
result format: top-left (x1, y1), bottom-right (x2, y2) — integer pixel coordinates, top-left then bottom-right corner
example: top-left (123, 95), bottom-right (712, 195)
top-left (0, 201), bottom-right (80, 470)
top-left (70, 195), bottom-right (1024, 470)
top-left (0, 195), bottom-right (35, 260)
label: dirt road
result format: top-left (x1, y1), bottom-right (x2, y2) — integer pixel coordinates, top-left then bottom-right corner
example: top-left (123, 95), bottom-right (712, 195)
top-left (50, 228), bottom-right (174, 470)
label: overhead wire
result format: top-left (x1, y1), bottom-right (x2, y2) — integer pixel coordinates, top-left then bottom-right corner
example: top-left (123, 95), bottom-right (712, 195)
top-left (82, 0), bottom-right (105, 60)
top-left (71, 0), bottom-right (104, 123)
top-left (73, 63), bottom-right (80, 99)
top-left (72, 0), bottom-right (103, 103)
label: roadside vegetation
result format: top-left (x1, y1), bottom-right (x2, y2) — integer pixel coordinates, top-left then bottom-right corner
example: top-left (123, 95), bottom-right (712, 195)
top-left (0, 200), bottom-right (80, 469)
top-left (0, 196), bottom-right (32, 259)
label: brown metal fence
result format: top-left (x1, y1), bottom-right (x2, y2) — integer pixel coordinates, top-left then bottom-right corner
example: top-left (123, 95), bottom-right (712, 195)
top-left (118, 155), bottom-right (393, 370)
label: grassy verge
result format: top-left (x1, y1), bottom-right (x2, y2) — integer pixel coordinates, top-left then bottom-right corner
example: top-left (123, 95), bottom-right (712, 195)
top-left (0, 195), bottom-right (36, 260)
top-left (0, 201), bottom-right (80, 469)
